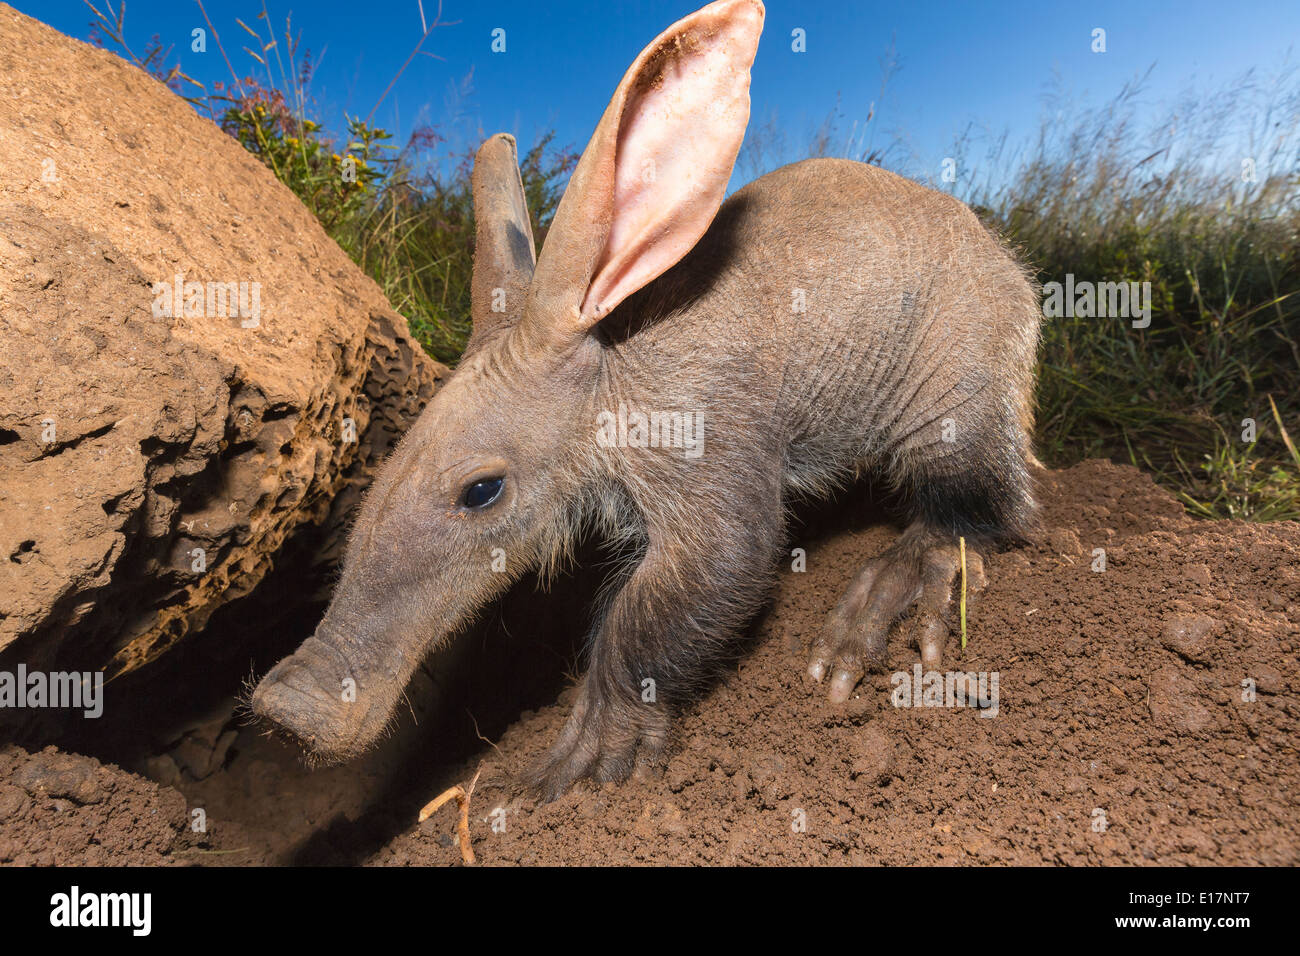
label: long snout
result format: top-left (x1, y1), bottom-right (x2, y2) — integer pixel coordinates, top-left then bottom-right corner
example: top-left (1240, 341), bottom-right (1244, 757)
top-left (250, 414), bottom-right (533, 761)
top-left (251, 632), bottom-right (394, 762)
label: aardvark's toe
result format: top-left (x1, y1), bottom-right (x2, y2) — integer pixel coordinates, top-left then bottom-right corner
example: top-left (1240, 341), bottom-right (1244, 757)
top-left (807, 526), bottom-right (987, 701)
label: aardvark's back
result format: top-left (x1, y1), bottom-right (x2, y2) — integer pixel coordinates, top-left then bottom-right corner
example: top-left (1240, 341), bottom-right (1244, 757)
top-left (606, 156), bottom-right (1041, 498)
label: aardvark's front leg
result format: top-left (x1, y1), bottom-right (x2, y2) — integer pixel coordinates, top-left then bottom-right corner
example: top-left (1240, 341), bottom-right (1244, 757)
top-left (533, 501), bottom-right (782, 802)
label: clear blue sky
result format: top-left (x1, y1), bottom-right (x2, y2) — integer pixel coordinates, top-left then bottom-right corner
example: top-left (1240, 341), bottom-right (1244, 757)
top-left (15, 0), bottom-right (1298, 190)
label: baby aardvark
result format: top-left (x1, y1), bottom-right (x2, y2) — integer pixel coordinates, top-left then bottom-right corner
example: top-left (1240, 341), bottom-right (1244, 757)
top-left (253, 0), bottom-right (1039, 799)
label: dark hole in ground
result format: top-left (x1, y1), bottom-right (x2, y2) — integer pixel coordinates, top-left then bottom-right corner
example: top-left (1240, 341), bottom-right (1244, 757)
top-left (8, 540), bottom-right (36, 564)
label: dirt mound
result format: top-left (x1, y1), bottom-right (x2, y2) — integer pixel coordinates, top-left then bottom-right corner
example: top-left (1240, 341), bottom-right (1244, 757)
top-left (0, 3), bottom-right (443, 685)
top-left (0, 745), bottom-right (187, 865)
top-left (10, 460), bottom-right (1292, 866)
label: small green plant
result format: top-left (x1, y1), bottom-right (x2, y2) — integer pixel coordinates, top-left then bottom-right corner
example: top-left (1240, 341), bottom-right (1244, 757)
top-left (958, 536), bottom-right (968, 650)
top-left (217, 85), bottom-right (393, 232)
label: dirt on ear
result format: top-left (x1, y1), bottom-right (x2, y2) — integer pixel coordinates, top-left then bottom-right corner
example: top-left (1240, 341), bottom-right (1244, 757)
top-left (0, 3), bottom-right (444, 688)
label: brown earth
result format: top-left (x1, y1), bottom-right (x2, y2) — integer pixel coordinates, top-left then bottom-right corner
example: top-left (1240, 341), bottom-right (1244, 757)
top-left (0, 745), bottom-right (188, 866)
top-left (4, 460), bottom-right (1296, 866)
top-left (0, 3), bottom-right (443, 689)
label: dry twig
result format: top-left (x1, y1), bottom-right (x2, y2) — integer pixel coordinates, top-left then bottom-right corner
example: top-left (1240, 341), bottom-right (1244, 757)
top-left (417, 766), bottom-right (482, 865)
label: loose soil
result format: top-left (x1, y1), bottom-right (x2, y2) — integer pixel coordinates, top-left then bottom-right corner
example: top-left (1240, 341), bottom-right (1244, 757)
top-left (3, 461), bottom-right (1297, 865)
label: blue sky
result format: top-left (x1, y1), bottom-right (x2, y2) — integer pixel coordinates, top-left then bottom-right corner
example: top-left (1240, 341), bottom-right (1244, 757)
top-left (16, 1), bottom-right (1298, 191)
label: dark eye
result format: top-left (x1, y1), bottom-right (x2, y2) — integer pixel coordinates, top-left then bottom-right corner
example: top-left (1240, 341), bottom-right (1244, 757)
top-left (461, 476), bottom-right (504, 509)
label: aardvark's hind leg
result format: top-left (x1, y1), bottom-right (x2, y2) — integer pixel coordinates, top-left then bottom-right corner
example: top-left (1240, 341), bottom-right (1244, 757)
top-left (807, 522), bottom-right (987, 702)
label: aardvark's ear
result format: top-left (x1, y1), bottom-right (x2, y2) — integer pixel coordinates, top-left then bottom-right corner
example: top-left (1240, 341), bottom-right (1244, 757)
top-left (525, 0), bottom-right (764, 345)
top-left (468, 133), bottom-right (536, 352)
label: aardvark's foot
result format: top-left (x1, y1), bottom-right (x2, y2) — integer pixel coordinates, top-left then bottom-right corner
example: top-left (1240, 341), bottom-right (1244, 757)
top-left (529, 676), bottom-right (668, 802)
top-left (808, 524), bottom-right (987, 702)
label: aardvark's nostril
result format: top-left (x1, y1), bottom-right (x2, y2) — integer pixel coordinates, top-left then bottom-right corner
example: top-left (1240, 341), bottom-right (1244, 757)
top-left (251, 637), bottom-right (363, 757)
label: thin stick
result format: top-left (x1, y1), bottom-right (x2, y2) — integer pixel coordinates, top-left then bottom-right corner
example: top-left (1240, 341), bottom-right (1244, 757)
top-left (194, 0), bottom-right (247, 100)
top-left (417, 766), bottom-right (482, 865)
top-left (959, 536), bottom-right (968, 651)
top-left (364, 0), bottom-right (451, 127)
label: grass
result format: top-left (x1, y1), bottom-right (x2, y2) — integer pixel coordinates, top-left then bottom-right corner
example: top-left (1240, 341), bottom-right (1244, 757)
top-left (971, 74), bottom-right (1300, 521)
top-left (959, 537), bottom-right (968, 650)
top-left (87, 3), bottom-right (1300, 520)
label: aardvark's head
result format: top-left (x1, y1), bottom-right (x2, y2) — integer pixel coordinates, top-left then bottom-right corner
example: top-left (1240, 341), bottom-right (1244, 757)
top-left (250, 0), bottom-right (764, 760)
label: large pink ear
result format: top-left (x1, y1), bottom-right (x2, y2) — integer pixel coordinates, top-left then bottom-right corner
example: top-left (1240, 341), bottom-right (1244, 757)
top-left (526, 0), bottom-right (764, 340)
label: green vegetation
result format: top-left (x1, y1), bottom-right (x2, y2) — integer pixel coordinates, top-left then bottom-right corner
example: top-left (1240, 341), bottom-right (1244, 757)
top-left (968, 75), bottom-right (1300, 521)
top-left (328, 132), bottom-right (574, 363)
